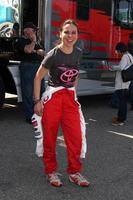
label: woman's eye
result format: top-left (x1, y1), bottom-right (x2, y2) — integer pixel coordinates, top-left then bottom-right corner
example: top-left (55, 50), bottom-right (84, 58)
top-left (64, 31), bottom-right (76, 35)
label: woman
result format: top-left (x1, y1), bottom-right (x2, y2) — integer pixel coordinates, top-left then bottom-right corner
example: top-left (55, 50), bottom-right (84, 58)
top-left (110, 42), bottom-right (133, 125)
top-left (33, 19), bottom-right (90, 187)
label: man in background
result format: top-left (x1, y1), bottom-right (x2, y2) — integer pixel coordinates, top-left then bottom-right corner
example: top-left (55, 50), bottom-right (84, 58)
top-left (15, 22), bottom-right (45, 123)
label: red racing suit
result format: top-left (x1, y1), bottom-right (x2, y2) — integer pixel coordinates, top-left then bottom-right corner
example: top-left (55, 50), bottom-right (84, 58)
top-left (32, 86), bottom-right (87, 174)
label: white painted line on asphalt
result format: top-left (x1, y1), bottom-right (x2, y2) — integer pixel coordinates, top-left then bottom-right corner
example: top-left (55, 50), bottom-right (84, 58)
top-left (57, 136), bottom-right (64, 141)
top-left (58, 143), bottom-right (66, 148)
top-left (57, 136), bottom-right (66, 148)
top-left (108, 130), bottom-right (133, 139)
top-left (89, 118), bottom-right (97, 122)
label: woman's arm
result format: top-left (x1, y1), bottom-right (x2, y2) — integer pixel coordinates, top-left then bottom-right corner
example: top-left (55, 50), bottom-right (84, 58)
top-left (74, 77), bottom-right (78, 88)
top-left (34, 65), bottom-right (48, 116)
top-left (111, 54), bottom-right (129, 71)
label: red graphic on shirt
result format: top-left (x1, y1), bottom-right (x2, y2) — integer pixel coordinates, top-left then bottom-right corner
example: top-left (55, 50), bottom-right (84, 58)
top-left (60, 69), bottom-right (78, 83)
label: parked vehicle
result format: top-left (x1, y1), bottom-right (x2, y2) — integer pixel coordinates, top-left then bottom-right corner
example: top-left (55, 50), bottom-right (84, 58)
top-left (0, 0), bottom-right (133, 109)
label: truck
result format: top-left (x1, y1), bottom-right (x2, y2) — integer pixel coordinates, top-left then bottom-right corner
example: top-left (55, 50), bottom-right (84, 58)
top-left (0, 0), bottom-right (133, 109)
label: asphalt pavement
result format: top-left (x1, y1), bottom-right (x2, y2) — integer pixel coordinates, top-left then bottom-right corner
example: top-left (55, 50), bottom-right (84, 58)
top-left (0, 94), bottom-right (133, 200)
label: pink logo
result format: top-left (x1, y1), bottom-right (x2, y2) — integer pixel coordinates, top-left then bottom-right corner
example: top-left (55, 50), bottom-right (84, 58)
top-left (60, 69), bottom-right (78, 82)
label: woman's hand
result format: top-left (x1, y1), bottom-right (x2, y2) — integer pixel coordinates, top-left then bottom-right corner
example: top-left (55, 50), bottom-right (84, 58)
top-left (34, 100), bottom-right (44, 116)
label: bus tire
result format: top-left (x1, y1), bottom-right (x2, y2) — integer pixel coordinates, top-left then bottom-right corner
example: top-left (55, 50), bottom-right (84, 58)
top-left (0, 76), bottom-right (5, 110)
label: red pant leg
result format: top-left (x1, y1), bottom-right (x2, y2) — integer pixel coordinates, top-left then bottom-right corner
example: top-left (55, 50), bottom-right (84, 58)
top-left (42, 92), bottom-right (62, 174)
top-left (61, 90), bottom-right (82, 174)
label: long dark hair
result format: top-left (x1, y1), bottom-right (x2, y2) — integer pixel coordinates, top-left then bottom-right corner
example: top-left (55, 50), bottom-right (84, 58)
top-left (115, 42), bottom-right (127, 53)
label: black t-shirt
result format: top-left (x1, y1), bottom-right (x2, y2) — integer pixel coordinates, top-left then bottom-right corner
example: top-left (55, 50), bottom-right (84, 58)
top-left (15, 37), bottom-right (43, 62)
top-left (41, 47), bottom-right (82, 88)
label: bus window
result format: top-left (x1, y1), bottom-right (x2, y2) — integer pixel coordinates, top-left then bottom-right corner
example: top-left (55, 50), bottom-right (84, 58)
top-left (76, 0), bottom-right (90, 21)
top-left (114, 0), bottom-right (133, 29)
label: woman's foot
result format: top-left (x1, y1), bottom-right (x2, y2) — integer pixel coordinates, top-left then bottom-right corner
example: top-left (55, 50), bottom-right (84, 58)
top-left (112, 117), bottom-right (124, 126)
top-left (69, 172), bottom-right (90, 187)
top-left (47, 172), bottom-right (63, 187)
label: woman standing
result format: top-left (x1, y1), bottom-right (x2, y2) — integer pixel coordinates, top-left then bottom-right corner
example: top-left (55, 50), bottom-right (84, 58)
top-left (33, 19), bottom-right (90, 187)
top-left (111, 42), bottom-right (133, 125)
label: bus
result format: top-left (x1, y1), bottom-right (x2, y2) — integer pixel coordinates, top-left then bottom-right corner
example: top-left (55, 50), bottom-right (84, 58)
top-left (0, 0), bottom-right (133, 108)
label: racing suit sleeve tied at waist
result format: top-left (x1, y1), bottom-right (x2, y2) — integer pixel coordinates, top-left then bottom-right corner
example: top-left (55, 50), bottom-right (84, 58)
top-left (32, 86), bottom-right (87, 158)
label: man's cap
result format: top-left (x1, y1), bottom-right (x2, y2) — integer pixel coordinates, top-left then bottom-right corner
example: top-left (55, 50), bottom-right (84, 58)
top-left (24, 22), bottom-right (38, 30)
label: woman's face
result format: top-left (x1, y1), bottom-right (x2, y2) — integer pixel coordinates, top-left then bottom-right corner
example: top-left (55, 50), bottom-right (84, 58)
top-left (115, 50), bottom-right (122, 58)
top-left (59, 23), bottom-right (78, 48)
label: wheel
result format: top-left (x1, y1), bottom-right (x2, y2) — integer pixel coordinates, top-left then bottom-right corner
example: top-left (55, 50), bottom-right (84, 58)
top-left (0, 76), bottom-right (5, 109)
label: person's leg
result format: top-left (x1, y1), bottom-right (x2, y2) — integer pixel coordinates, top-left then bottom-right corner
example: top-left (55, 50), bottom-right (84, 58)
top-left (42, 92), bottom-right (62, 174)
top-left (117, 89), bottom-right (128, 122)
top-left (19, 62), bottom-right (32, 120)
top-left (110, 90), bottom-right (119, 108)
top-left (129, 81), bottom-right (133, 109)
top-left (61, 90), bottom-right (90, 187)
top-left (19, 62), bottom-right (45, 121)
top-left (61, 90), bottom-right (82, 174)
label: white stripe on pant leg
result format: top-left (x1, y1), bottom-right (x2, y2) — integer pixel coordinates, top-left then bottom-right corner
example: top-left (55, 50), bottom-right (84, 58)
top-left (71, 88), bottom-right (87, 158)
top-left (32, 113), bottom-right (43, 157)
top-left (79, 107), bottom-right (87, 158)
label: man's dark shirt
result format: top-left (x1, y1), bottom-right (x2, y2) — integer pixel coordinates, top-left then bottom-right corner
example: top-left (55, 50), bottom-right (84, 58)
top-left (15, 37), bottom-right (43, 62)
